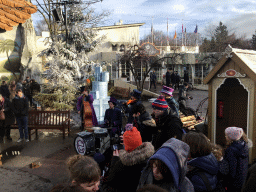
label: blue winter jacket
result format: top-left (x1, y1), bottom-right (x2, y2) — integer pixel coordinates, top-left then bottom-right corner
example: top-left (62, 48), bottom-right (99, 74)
top-left (221, 140), bottom-right (249, 189)
top-left (137, 138), bottom-right (194, 192)
top-left (187, 153), bottom-right (219, 192)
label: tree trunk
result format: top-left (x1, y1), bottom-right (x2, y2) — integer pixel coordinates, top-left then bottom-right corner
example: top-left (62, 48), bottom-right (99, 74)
top-left (6, 51), bottom-right (18, 80)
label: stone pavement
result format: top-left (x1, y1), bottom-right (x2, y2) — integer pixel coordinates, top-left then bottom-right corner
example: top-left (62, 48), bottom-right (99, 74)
top-left (0, 83), bottom-right (208, 192)
top-left (0, 129), bottom-right (79, 192)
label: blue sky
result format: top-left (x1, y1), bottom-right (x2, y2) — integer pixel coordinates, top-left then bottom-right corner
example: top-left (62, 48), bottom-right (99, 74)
top-left (31, 0), bottom-right (256, 39)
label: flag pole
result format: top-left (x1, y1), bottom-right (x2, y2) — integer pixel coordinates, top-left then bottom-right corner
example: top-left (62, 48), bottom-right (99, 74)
top-left (197, 25), bottom-right (199, 46)
top-left (185, 27), bottom-right (186, 47)
top-left (182, 20), bottom-right (183, 46)
top-left (167, 18), bottom-right (169, 46)
top-left (176, 28), bottom-right (177, 47)
top-left (151, 16), bottom-right (154, 44)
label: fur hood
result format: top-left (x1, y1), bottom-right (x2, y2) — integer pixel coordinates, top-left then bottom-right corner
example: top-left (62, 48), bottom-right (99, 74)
top-left (142, 119), bottom-right (156, 127)
top-left (119, 142), bottom-right (155, 166)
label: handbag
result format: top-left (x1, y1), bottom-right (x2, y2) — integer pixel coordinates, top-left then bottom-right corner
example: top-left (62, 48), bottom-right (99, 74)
top-left (0, 110), bottom-right (5, 120)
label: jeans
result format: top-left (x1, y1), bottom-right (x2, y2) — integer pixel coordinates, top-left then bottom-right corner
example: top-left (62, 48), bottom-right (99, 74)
top-left (16, 116), bottom-right (28, 139)
top-left (150, 81), bottom-right (156, 89)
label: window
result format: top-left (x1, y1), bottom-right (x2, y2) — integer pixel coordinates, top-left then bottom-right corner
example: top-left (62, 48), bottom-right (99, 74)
top-left (112, 44), bottom-right (117, 51)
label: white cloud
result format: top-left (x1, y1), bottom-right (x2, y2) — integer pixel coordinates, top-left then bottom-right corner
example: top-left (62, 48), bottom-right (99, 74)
top-left (173, 4), bottom-right (186, 12)
top-left (31, 0), bottom-right (256, 40)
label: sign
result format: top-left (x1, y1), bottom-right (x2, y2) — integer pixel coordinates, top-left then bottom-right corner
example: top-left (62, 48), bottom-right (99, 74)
top-left (226, 69), bottom-right (236, 76)
top-left (140, 43), bottom-right (160, 56)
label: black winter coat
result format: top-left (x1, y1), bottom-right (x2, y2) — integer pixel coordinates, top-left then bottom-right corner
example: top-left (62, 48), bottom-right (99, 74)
top-left (166, 72), bottom-right (171, 85)
top-left (135, 111), bottom-right (156, 142)
top-left (171, 73), bottom-right (176, 84)
top-left (175, 74), bottom-right (181, 84)
top-left (12, 96), bottom-right (29, 117)
top-left (152, 110), bottom-right (183, 150)
top-left (104, 107), bottom-right (122, 128)
top-left (101, 142), bottom-right (155, 192)
top-left (242, 163), bottom-right (256, 192)
top-left (125, 100), bottom-right (141, 123)
top-left (0, 85), bottom-right (10, 99)
top-left (3, 98), bottom-right (15, 126)
top-left (23, 83), bottom-right (31, 96)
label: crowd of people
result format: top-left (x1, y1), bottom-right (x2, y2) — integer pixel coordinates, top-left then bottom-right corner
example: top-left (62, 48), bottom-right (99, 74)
top-left (50, 124), bottom-right (254, 192)
top-left (165, 69), bottom-right (184, 90)
top-left (71, 85), bottom-right (255, 192)
top-left (0, 77), bottom-right (40, 143)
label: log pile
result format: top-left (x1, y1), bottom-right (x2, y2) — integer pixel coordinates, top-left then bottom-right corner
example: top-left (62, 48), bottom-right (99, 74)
top-left (180, 113), bottom-right (204, 131)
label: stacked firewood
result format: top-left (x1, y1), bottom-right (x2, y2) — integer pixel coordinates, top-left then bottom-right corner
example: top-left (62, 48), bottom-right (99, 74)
top-left (180, 113), bottom-right (204, 131)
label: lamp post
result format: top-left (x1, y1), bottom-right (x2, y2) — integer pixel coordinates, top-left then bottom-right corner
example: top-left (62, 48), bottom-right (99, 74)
top-left (52, 0), bottom-right (80, 46)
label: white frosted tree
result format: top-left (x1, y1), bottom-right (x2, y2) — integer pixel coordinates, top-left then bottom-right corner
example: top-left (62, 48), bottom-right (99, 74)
top-left (34, 0), bottom-right (109, 110)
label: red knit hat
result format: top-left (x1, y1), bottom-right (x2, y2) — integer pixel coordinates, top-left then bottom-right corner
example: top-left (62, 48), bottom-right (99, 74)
top-left (123, 126), bottom-right (142, 152)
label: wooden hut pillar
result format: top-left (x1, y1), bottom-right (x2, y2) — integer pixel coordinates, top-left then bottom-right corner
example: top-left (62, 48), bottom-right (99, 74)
top-left (201, 64), bottom-right (204, 84)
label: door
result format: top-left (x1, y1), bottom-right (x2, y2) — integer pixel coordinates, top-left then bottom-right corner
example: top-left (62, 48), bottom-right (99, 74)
top-left (216, 78), bottom-right (248, 146)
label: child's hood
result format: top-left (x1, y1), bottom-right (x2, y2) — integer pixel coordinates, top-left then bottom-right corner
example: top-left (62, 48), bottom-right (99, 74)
top-left (230, 140), bottom-right (249, 158)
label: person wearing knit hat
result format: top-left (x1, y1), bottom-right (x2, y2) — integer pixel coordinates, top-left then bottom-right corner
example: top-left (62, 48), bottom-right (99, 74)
top-left (103, 97), bottom-right (122, 138)
top-left (225, 127), bottom-right (244, 141)
top-left (132, 104), bottom-right (156, 142)
top-left (101, 125), bottom-right (155, 192)
top-left (219, 127), bottom-right (249, 192)
top-left (152, 95), bottom-right (168, 111)
top-left (123, 89), bottom-right (142, 123)
top-left (76, 86), bottom-right (98, 131)
top-left (151, 95), bottom-right (183, 150)
top-left (161, 86), bottom-right (179, 117)
top-left (123, 126), bottom-right (142, 152)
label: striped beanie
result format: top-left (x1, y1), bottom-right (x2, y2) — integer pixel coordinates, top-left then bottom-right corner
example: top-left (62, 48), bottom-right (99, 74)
top-left (160, 85), bottom-right (174, 96)
top-left (152, 95), bottom-right (168, 111)
top-left (225, 127), bottom-right (244, 141)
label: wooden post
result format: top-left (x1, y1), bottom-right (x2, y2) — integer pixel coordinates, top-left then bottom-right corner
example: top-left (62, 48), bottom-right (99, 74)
top-left (201, 64), bottom-right (204, 84)
top-left (191, 64), bottom-right (195, 85)
top-left (0, 154), bottom-right (2, 166)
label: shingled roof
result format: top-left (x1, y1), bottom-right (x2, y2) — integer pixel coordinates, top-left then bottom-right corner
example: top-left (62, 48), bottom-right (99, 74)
top-left (0, 0), bottom-right (37, 31)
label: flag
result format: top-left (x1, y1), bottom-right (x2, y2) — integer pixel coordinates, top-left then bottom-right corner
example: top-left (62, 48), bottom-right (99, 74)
top-left (194, 25), bottom-right (198, 33)
top-left (182, 24), bottom-right (183, 33)
top-left (173, 30), bottom-right (177, 39)
top-left (185, 27), bottom-right (186, 33)
top-left (151, 19), bottom-right (154, 43)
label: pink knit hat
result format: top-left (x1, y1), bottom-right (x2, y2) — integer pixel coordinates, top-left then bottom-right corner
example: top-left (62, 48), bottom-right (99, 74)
top-left (225, 127), bottom-right (244, 141)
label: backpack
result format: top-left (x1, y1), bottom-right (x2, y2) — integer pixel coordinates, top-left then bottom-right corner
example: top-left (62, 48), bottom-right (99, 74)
top-left (187, 168), bottom-right (226, 192)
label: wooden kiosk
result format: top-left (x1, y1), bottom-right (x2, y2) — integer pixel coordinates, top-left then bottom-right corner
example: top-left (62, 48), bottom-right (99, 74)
top-left (204, 45), bottom-right (256, 162)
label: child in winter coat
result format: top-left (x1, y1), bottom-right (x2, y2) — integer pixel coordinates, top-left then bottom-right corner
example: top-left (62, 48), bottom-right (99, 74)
top-left (101, 124), bottom-right (155, 192)
top-left (137, 138), bottom-right (194, 192)
top-left (220, 127), bottom-right (249, 192)
top-left (182, 132), bottom-right (219, 192)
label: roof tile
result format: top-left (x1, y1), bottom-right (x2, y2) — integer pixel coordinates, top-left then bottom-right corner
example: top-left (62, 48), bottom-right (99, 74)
top-left (0, 0), bottom-right (37, 31)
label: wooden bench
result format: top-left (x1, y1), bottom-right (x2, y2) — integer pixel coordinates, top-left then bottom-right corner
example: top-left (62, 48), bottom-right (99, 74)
top-left (10, 110), bottom-right (70, 141)
top-left (110, 87), bottom-right (130, 99)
